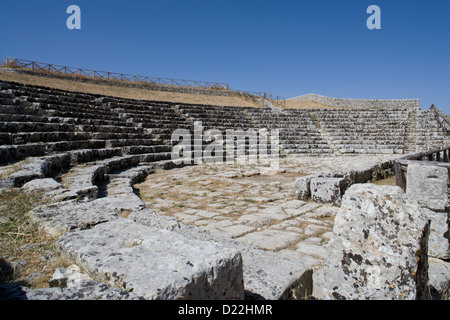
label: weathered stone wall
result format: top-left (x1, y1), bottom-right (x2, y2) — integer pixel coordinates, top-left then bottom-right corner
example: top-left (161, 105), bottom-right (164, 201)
top-left (289, 93), bottom-right (421, 110)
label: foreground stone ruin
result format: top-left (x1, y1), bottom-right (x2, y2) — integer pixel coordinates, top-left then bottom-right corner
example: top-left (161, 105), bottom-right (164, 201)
top-left (323, 184), bottom-right (430, 300)
top-left (0, 79), bottom-right (449, 300)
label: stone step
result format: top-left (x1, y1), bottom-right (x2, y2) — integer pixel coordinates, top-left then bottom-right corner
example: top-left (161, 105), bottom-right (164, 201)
top-left (60, 155), bottom-right (145, 200)
top-left (68, 148), bottom-right (124, 165)
top-left (0, 143), bottom-right (46, 164)
top-left (0, 114), bottom-right (130, 129)
top-left (138, 152), bottom-right (173, 163)
top-left (0, 104), bottom-right (44, 116)
top-left (0, 121), bottom-right (76, 133)
top-left (122, 145), bottom-right (172, 155)
top-left (75, 124), bottom-right (145, 134)
top-left (42, 108), bottom-right (121, 122)
top-left (7, 154), bottom-right (71, 187)
top-left (0, 140), bottom-right (108, 164)
top-left (105, 139), bottom-right (165, 148)
top-left (39, 107), bottom-right (120, 122)
top-left (334, 143), bottom-right (404, 149)
top-left (339, 148), bottom-right (402, 154)
top-left (0, 113), bottom-right (52, 123)
top-left (124, 117), bottom-right (188, 125)
top-left (91, 132), bottom-right (156, 140)
top-left (107, 164), bottom-right (154, 185)
top-left (56, 218), bottom-right (245, 299)
top-left (9, 132), bottom-right (93, 145)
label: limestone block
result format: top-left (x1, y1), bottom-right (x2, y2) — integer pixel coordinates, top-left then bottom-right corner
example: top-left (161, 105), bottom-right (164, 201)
top-left (428, 258), bottom-right (450, 299)
top-left (295, 175), bottom-right (314, 200)
top-left (304, 224), bottom-right (330, 237)
top-left (236, 213), bottom-right (275, 227)
top-left (49, 265), bottom-right (90, 288)
top-left (0, 276), bottom-right (142, 300)
top-left (323, 184), bottom-right (430, 300)
top-left (296, 241), bottom-right (327, 259)
top-left (422, 208), bottom-right (450, 259)
top-left (29, 197), bottom-right (147, 237)
top-left (310, 177), bottom-right (345, 204)
top-left (348, 167), bottom-right (372, 184)
top-left (405, 163), bottom-right (449, 259)
top-left (242, 249), bottom-right (313, 300)
top-left (406, 163), bottom-right (448, 211)
top-left (237, 229), bottom-right (301, 251)
top-left (221, 224), bottom-right (256, 238)
top-left (22, 178), bottom-right (63, 194)
top-left (56, 218), bottom-right (245, 300)
top-left (9, 159), bottom-right (45, 187)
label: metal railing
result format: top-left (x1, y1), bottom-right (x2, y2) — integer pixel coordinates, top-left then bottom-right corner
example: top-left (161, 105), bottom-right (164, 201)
top-left (3, 58), bottom-right (230, 90)
top-left (2, 57), bottom-right (286, 108)
top-left (430, 104), bottom-right (450, 133)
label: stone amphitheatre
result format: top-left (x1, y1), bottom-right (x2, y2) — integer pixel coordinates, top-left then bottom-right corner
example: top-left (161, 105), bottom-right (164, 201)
top-left (0, 62), bottom-right (449, 300)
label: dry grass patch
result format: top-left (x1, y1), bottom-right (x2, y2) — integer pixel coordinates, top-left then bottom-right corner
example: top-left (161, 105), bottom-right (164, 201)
top-left (0, 71), bottom-right (259, 107)
top-left (0, 159), bottom-right (31, 180)
top-left (371, 175), bottom-right (397, 186)
top-left (0, 189), bottom-right (71, 289)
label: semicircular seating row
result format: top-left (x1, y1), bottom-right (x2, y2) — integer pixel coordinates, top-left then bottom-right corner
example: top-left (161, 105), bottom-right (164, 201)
top-left (1, 79), bottom-right (450, 299)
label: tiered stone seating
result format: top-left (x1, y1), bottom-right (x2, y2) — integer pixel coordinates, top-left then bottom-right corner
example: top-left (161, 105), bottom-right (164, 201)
top-left (177, 104), bottom-right (269, 162)
top-left (3, 79), bottom-right (450, 300)
top-left (0, 80), bottom-right (185, 166)
top-left (415, 109), bottom-right (450, 152)
top-left (245, 108), bottom-right (334, 155)
top-left (312, 108), bottom-right (410, 154)
top-left (100, 97), bottom-right (193, 142)
top-left (179, 104), bottom-right (254, 130)
top-left (2, 79), bottom-right (449, 165)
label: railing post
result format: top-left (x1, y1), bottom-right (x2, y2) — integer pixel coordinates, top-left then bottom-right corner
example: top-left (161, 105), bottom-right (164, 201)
top-left (6, 58), bottom-right (242, 95)
top-left (394, 161), bottom-right (406, 191)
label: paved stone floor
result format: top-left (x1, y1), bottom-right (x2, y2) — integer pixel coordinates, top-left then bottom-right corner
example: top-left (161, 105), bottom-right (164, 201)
top-left (136, 154), bottom-right (397, 298)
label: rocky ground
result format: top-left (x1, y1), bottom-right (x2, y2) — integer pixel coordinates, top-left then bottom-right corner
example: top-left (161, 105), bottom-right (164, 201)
top-left (7, 153), bottom-right (447, 300)
top-left (135, 155), bottom-right (398, 298)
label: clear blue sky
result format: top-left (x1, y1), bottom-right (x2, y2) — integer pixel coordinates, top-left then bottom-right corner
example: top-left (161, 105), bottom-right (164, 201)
top-left (0, 0), bottom-right (449, 112)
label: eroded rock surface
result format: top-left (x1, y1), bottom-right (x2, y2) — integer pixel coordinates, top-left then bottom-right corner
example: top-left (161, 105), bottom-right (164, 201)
top-left (323, 183), bottom-right (430, 300)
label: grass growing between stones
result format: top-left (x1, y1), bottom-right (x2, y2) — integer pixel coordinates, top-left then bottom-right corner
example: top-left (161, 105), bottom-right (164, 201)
top-left (371, 175), bottom-right (397, 186)
top-left (0, 188), bottom-right (71, 289)
top-left (0, 159), bottom-right (30, 179)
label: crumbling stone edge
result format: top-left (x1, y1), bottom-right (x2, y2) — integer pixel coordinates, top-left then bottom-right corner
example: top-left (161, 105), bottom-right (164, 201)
top-left (295, 159), bottom-right (394, 204)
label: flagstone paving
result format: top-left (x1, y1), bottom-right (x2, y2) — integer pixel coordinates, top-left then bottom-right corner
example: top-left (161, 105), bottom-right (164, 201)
top-left (135, 155), bottom-right (395, 260)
